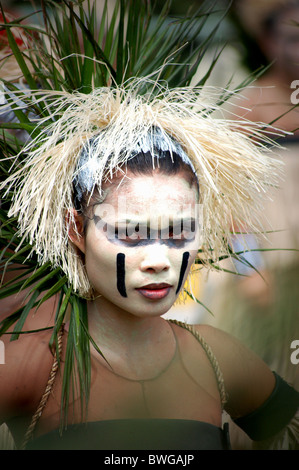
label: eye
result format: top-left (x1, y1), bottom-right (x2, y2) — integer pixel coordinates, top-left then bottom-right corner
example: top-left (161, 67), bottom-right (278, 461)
top-left (167, 220), bottom-right (196, 245)
top-left (114, 224), bottom-right (145, 246)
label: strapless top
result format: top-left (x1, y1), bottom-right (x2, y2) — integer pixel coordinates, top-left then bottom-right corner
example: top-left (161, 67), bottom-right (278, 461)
top-left (26, 419), bottom-right (231, 450)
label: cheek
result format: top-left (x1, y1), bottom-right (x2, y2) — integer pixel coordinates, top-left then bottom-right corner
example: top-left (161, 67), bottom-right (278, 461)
top-left (85, 228), bottom-right (197, 300)
top-left (175, 245), bottom-right (198, 293)
top-left (84, 235), bottom-right (139, 299)
top-left (84, 237), bottom-right (119, 290)
top-left (116, 249), bottom-right (193, 301)
top-left (116, 252), bottom-right (127, 298)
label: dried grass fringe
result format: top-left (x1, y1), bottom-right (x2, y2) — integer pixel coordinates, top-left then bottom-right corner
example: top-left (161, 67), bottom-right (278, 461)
top-left (0, 78), bottom-right (284, 297)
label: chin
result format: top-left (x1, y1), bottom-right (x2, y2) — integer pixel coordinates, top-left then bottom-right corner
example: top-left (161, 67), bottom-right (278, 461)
top-left (94, 288), bottom-right (176, 318)
top-left (129, 296), bottom-right (176, 318)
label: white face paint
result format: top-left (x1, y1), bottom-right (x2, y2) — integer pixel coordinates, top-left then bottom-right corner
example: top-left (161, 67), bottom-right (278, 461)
top-left (83, 172), bottom-right (201, 318)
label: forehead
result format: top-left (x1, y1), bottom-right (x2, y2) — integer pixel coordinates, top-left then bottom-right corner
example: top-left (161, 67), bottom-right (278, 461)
top-left (100, 172), bottom-right (198, 220)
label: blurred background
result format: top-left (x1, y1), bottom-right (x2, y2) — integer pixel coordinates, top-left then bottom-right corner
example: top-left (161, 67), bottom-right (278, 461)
top-left (0, 0), bottom-right (298, 450)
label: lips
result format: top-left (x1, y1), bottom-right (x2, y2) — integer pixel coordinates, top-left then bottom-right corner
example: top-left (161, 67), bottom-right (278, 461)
top-left (136, 283), bottom-right (172, 300)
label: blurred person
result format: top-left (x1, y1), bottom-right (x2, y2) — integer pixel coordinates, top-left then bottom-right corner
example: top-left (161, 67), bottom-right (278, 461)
top-left (198, 0), bottom-right (299, 449)
top-left (232, 0), bottom-right (299, 133)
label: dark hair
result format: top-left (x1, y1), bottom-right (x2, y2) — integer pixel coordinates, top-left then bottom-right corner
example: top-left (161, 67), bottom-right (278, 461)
top-left (125, 149), bottom-right (199, 189)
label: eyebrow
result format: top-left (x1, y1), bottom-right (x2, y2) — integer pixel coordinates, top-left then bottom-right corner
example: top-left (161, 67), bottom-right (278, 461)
top-left (94, 214), bottom-right (197, 223)
top-left (93, 215), bottom-right (197, 234)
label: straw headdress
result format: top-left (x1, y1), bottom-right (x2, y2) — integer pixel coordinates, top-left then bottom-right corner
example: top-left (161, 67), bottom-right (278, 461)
top-left (2, 78), bottom-right (282, 297)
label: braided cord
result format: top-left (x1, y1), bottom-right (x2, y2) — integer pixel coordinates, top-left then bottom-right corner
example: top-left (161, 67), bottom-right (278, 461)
top-left (20, 326), bottom-right (64, 450)
top-left (169, 320), bottom-right (228, 408)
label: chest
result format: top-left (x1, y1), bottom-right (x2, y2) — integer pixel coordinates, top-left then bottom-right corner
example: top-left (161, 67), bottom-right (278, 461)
top-left (37, 327), bottom-right (223, 435)
top-left (82, 345), bottom-right (222, 424)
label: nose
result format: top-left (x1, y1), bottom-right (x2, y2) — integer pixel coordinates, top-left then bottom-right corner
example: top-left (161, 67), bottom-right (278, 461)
top-left (139, 244), bottom-right (171, 274)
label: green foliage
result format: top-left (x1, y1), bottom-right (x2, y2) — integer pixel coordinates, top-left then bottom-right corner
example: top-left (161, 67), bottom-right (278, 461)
top-left (0, 0), bottom-right (229, 93)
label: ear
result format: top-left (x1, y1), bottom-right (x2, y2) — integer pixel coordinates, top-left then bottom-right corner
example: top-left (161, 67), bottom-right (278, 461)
top-left (66, 208), bottom-right (86, 254)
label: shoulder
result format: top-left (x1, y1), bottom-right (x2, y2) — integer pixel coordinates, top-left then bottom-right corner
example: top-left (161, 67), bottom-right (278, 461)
top-left (0, 312), bottom-right (56, 424)
top-left (231, 80), bottom-right (278, 122)
top-left (192, 324), bottom-right (276, 419)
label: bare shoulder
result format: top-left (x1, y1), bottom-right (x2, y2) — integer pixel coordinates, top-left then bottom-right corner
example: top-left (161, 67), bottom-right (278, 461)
top-left (193, 324), bottom-right (276, 419)
top-left (0, 324), bottom-right (55, 425)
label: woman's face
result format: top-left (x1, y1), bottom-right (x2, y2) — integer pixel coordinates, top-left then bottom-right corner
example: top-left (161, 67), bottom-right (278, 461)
top-left (75, 171), bottom-right (201, 318)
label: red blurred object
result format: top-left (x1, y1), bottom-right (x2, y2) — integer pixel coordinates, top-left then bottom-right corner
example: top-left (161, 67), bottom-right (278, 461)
top-left (0, 12), bottom-right (26, 50)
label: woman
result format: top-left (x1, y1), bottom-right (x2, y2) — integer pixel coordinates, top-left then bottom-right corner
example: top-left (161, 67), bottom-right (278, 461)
top-left (0, 82), bottom-right (298, 450)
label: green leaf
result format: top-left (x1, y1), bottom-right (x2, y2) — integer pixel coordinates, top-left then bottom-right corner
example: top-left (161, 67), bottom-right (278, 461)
top-left (184, 289), bottom-right (215, 316)
top-left (0, 122), bottom-right (36, 132)
top-left (60, 295), bottom-right (90, 427)
top-left (0, 308), bottom-right (24, 336)
top-left (62, 0), bottom-right (117, 83)
top-left (79, 314), bottom-right (109, 365)
top-left (0, 235), bottom-right (30, 263)
top-left (0, 8), bottom-right (38, 90)
top-left (34, 274), bottom-right (68, 308)
top-left (0, 266), bottom-right (36, 289)
top-left (116, 0), bottom-right (125, 83)
top-left (10, 289), bottom-right (41, 341)
top-left (20, 262), bottom-right (53, 290)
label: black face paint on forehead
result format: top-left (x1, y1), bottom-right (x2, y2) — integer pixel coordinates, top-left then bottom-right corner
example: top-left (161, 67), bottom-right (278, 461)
top-left (116, 253), bottom-right (127, 298)
top-left (176, 251), bottom-right (190, 294)
top-left (93, 215), bottom-right (196, 248)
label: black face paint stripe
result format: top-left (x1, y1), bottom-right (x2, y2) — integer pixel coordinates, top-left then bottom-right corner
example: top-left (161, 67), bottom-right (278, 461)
top-left (176, 251), bottom-right (190, 294)
top-left (116, 253), bottom-right (127, 298)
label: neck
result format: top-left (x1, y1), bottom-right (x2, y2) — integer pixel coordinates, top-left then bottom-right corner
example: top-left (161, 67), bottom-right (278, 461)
top-left (86, 297), bottom-right (176, 380)
top-left (88, 296), bottom-right (167, 350)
